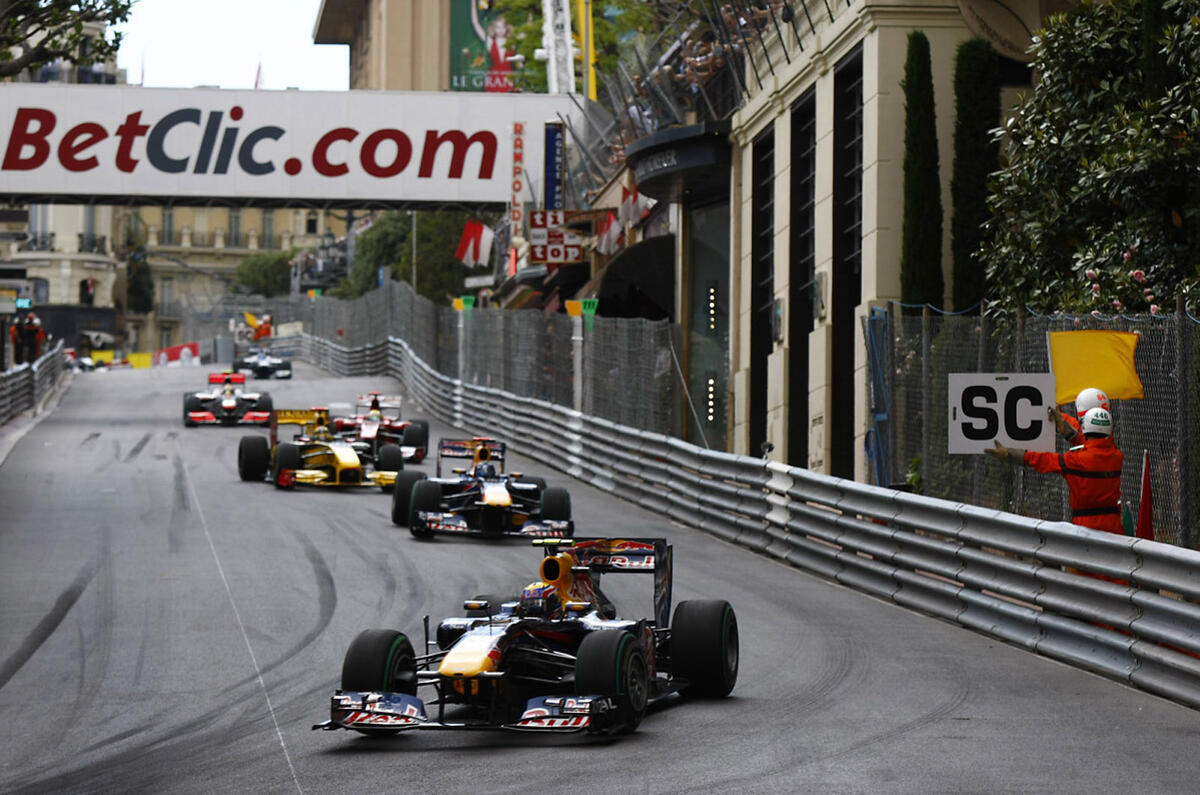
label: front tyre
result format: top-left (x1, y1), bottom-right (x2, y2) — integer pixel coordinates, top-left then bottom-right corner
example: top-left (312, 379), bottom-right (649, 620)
top-left (273, 442), bottom-right (302, 489)
top-left (238, 435), bottom-right (270, 481)
top-left (540, 487), bottom-right (571, 521)
top-left (409, 479), bottom-right (442, 538)
top-left (391, 471), bottom-right (427, 525)
top-left (341, 629), bottom-right (418, 696)
top-left (575, 630), bottom-right (649, 734)
top-left (670, 600), bottom-right (739, 697)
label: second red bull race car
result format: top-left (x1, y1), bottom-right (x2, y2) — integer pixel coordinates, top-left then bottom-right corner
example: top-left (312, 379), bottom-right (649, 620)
top-left (389, 437), bottom-right (573, 539)
top-left (312, 537), bottom-right (739, 736)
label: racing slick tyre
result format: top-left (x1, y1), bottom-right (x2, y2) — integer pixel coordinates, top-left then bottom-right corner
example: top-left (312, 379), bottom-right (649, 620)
top-left (402, 420), bottom-right (430, 452)
top-left (670, 600), bottom-right (739, 697)
top-left (237, 435), bottom-right (270, 481)
top-left (409, 479), bottom-right (442, 539)
top-left (341, 628), bottom-right (418, 705)
top-left (540, 487), bottom-right (572, 522)
top-left (376, 443), bottom-right (405, 479)
top-left (273, 442), bottom-right (302, 489)
top-left (182, 393), bottom-right (203, 427)
top-left (256, 393), bottom-right (274, 420)
top-left (575, 630), bottom-right (649, 734)
top-left (391, 471), bottom-right (426, 525)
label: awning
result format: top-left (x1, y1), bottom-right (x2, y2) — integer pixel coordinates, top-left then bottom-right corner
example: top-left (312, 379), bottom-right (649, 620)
top-left (573, 234), bottom-right (675, 321)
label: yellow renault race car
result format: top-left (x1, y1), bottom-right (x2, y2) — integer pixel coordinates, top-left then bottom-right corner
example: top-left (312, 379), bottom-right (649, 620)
top-left (237, 407), bottom-right (402, 490)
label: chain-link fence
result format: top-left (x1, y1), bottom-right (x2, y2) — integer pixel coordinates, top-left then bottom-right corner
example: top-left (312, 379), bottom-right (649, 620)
top-left (871, 302), bottom-right (1198, 549)
top-left (183, 281), bottom-right (682, 437)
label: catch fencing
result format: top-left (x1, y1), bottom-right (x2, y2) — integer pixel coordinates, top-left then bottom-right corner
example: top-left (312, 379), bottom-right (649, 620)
top-left (0, 340), bottom-right (67, 426)
top-left (295, 331), bottom-right (1200, 712)
top-left (183, 280), bottom-right (681, 438)
top-left (867, 302), bottom-right (1199, 550)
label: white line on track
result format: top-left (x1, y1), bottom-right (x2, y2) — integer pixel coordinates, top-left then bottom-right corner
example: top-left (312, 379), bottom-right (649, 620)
top-left (177, 445), bottom-right (303, 794)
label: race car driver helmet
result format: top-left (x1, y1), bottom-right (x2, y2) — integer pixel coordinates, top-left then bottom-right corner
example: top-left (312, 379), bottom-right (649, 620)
top-left (518, 581), bottom-right (562, 619)
top-left (476, 462), bottom-right (497, 479)
top-left (1074, 388), bottom-right (1111, 419)
top-left (1080, 407), bottom-right (1114, 437)
top-left (366, 408), bottom-right (383, 421)
top-left (313, 424), bottom-right (334, 441)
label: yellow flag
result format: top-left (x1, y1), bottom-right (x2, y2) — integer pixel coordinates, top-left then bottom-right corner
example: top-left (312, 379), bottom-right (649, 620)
top-left (1047, 330), bottom-right (1143, 403)
top-left (243, 311), bottom-right (259, 329)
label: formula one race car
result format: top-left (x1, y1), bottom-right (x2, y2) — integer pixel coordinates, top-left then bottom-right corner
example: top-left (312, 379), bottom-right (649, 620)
top-left (332, 392), bottom-right (429, 464)
top-left (234, 347), bottom-right (293, 379)
top-left (183, 372), bottom-right (273, 427)
top-left (236, 407), bottom-right (401, 490)
top-left (390, 437), bottom-right (572, 539)
top-left (313, 537), bottom-right (738, 736)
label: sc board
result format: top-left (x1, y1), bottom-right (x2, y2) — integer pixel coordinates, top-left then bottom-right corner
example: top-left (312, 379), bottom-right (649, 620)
top-left (947, 373), bottom-right (1057, 454)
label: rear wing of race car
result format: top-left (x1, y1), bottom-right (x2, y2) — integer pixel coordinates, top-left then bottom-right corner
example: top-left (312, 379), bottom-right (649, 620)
top-left (270, 407), bottom-right (331, 446)
top-left (535, 537), bottom-right (673, 629)
top-left (354, 392), bottom-right (403, 417)
top-left (437, 437), bottom-right (506, 476)
top-left (208, 372), bottom-right (246, 385)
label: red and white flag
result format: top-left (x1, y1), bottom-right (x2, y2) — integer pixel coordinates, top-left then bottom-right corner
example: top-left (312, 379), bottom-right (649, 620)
top-left (596, 211), bottom-right (622, 255)
top-left (455, 219), bottom-right (494, 267)
top-left (619, 185), bottom-right (636, 225)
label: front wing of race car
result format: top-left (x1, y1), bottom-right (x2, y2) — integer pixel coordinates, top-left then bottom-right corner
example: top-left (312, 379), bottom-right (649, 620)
top-left (414, 511), bottom-right (573, 538)
top-left (187, 407), bottom-right (272, 426)
top-left (276, 467), bottom-right (399, 489)
top-left (314, 691), bottom-right (614, 733)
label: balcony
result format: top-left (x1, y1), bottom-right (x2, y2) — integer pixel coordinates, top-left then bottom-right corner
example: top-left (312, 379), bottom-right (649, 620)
top-left (77, 233), bottom-right (107, 253)
top-left (19, 232), bottom-right (55, 252)
top-left (157, 300), bottom-right (183, 320)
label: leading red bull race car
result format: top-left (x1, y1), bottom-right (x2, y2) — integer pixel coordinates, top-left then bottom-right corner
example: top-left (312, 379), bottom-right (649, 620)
top-left (312, 537), bottom-right (739, 736)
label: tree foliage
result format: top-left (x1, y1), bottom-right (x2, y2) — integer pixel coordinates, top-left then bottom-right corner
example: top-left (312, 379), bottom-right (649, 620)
top-left (950, 38), bottom-right (1000, 313)
top-left (235, 250), bottom-right (295, 297)
top-left (125, 246), bottom-right (153, 315)
top-left (339, 210), bottom-right (504, 305)
top-left (0, 0), bottom-right (131, 78)
top-left (899, 30), bottom-right (944, 309)
top-left (981, 0), bottom-right (1200, 315)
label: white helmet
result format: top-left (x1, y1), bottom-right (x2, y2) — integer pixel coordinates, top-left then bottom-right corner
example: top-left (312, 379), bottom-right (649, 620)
top-left (1080, 407), bottom-right (1114, 437)
top-left (1075, 387), bottom-right (1111, 419)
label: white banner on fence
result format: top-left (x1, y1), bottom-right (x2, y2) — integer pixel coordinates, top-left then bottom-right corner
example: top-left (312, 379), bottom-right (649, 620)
top-left (947, 372), bottom-right (1057, 454)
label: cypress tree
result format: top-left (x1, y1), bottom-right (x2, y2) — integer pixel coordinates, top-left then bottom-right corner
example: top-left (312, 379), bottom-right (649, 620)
top-left (950, 38), bottom-right (1000, 313)
top-left (900, 31), bottom-right (944, 310)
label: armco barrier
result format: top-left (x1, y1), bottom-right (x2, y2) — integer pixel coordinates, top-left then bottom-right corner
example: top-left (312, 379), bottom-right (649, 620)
top-left (302, 332), bottom-right (1200, 709)
top-left (0, 341), bottom-right (66, 426)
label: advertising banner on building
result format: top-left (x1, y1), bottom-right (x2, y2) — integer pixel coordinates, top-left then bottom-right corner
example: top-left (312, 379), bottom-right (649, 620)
top-left (449, 0), bottom-right (522, 92)
top-left (544, 120), bottom-right (565, 211)
top-left (0, 84), bottom-right (577, 208)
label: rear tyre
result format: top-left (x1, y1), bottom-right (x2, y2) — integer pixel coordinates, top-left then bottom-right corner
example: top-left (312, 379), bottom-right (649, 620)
top-left (391, 471), bottom-right (426, 525)
top-left (256, 393), bottom-right (274, 418)
top-left (409, 480), bottom-right (442, 539)
top-left (670, 600), bottom-right (739, 697)
top-left (341, 629), bottom-right (418, 696)
top-left (237, 435), bottom-right (270, 481)
top-left (402, 420), bottom-right (430, 451)
top-left (183, 393), bottom-right (202, 426)
top-left (273, 442), bottom-right (302, 489)
top-left (540, 487), bottom-right (571, 521)
top-left (575, 630), bottom-right (649, 734)
top-left (377, 443), bottom-right (405, 474)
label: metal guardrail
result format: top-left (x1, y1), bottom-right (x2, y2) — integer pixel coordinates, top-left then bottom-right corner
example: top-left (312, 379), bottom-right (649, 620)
top-left (299, 332), bottom-right (1200, 710)
top-left (0, 340), bottom-right (67, 426)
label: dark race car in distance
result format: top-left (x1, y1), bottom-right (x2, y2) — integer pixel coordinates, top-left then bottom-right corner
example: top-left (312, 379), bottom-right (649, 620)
top-left (183, 372), bottom-right (273, 427)
top-left (332, 392), bottom-right (429, 464)
top-left (390, 437), bottom-right (572, 539)
top-left (313, 537), bottom-right (739, 736)
top-left (234, 347), bottom-right (292, 379)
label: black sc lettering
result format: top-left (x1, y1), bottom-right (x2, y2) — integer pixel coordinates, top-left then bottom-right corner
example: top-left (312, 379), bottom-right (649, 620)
top-left (960, 385), bottom-right (998, 440)
top-left (1005, 385), bottom-right (1043, 442)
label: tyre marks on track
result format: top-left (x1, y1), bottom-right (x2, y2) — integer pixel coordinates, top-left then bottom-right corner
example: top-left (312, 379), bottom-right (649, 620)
top-left (169, 453), bottom-right (191, 554)
top-left (0, 554), bottom-right (98, 691)
top-left (123, 432), bottom-right (152, 463)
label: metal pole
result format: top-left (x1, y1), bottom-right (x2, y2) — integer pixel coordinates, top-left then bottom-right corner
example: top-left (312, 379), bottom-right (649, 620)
top-left (572, 313), bottom-right (583, 412)
top-left (410, 210), bottom-right (418, 292)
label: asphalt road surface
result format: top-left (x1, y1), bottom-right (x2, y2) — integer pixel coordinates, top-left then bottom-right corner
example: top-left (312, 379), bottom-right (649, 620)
top-left (2, 363), bottom-right (1199, 794)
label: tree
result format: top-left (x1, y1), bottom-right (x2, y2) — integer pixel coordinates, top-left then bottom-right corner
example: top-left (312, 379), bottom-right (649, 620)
top-left (950, 38), bottom-right (1000, 313)
top-left (0, 0), bottom-right (132, 79)
top-left (235, 250), bottom-right (295, 297)
top-left (899, 31), bottom-right (944, 309)
top-left (343, 212), bottom-right (410, 297)
top-left (981, 0), bottom-right (1200, 315)
top-left (125, 246), bottom-right (153, 315)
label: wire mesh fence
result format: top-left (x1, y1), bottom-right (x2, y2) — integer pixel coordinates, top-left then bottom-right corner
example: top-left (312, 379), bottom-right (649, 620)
top-left (183, 280), bottom-right (681, 438)
top-left (875, 302), bottom-right (1198, 549)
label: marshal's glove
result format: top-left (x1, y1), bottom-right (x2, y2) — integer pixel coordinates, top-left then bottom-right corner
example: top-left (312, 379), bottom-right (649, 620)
top-left (1048, 406), bottom-right (1073, 438)
top-left (984, 440), bottom-right (1026, 463)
